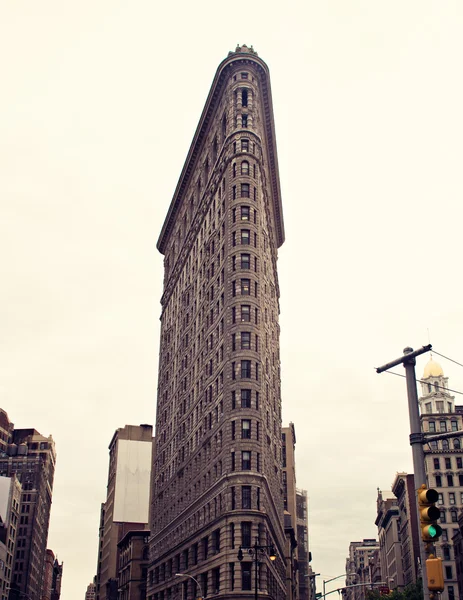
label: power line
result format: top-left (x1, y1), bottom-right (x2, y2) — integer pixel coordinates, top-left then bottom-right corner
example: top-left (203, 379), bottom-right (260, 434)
top-left (384, 370), bottom-right (463, 397)
top-left (431, 349), bottom-right (463, 370)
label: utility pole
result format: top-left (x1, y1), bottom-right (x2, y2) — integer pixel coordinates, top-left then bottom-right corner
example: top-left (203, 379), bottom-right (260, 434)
top-left (376, 344), bottom-right (432, 600)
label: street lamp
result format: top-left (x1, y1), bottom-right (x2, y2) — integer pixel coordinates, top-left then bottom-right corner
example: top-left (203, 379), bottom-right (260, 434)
top-left (175, 573), bottom-right (204, 600)
top-left (237, 536), bottom-right (277, 600)
top-left (323, 573), bottom-right (356, 599)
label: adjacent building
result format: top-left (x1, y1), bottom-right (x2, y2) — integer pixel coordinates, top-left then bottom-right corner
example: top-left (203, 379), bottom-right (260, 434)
top-left (0, 475), bottom-right (21, 600)
top-left (375, 488), bottom-right (402, 590)
top-left (419, 357), bottom-right (463, 600)
top-left (147, 44), bottom-right (286, 600)
top-left (344, 539), bottom-right (379, 600)
top-left (282, 424), bottom-right (310, 600)
top-left (390, 472), bottom-right (420, 587)
top-left (117, 530), bottom-right (149, 600)
top-left (95, 424), bottom-right (153, 600)
top-left (0, 409), bottom-right (56, 599)
top-left (85, 581), bottom-right (97, 600)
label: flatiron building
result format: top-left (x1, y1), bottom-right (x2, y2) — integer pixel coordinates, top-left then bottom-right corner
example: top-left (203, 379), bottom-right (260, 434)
top-left (148, 45), bottom-right (286, 600)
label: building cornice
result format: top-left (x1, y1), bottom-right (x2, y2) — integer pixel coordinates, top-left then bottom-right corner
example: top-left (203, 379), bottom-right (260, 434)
top-left (157, 47), bottom-right (284, 255)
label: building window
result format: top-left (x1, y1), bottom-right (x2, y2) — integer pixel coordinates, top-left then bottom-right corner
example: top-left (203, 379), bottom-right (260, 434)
top-left (230, 523), bottom-right (235, 549)
top-left (438, 493), bottom-right (444, 505)
top-left (442, 528), bottom-right (448, 541)
top-left (242, 420), bottom-right (251, 439)
top-left (202, 536), bottom-right (209, 560)
top-left (241, 230), bottom-right (250, 244)
top-left (241, 332), bottom-right (251, 349)
top-left (434, 458), bottom-right (440, 469)
top-left (452, 421), bottom-right (458, 431)
top-left (241, 279), bottom-right (250, 295)
top-left (241, 139), bottom-right (249, 152)
top-left (242, 89), bottom-right (248, 107)
top-left (241, 305), bottom-right (251, 322)
top-left (446, 458), bottom-right (452, 469)
top-left (449, 586), bottom-right (455, 600)
top-left (443, 440), bottom-right (450, 451)
top-left (231, 486), bottom-right (236, 509)
top-left (429, 421), bottom-right (436, 432)
top-left (241, 389), bottom-right (251, 408)
top-left (437, 401), bottom-right (444, 413)
top-left (241, 161), bottom-right (250, 175)
top-left (460, 475), bottom-right (463, 486)
top-left (241, 360), bottom-right (251, 378)
top-left (242, 451), bottom-right (251, 470)
top-left (231, 452), bottom-right (235, 471)
top-left (231, 421), bottom-right (236, 440)
top-left (445, 566), bottom-right (453, 579)
top-left (241, 254), bottom-right (251, 269)
top-left (455, 439), bottom-right (461, 450)
top-left (213, 567), bottom-right (220, 593)
top-left (241, 205), bottom-right (250, 220)
top-left (441, 511), bottom-right (447, 524)
top-left (241, 184), bottom-right (250, 198)
top-left (213, 529), bottom-right (220, 554)
top-left (451, 510), bottom-right (458, 523)
top-left (426, 402), bottom-right (432, 413)
top-left (436, 475), bottom-right (442, 487)
top-left (242, 114), bottom-right (248, 128)
top-left (440, 421), bottom-right (447, 432)
top-left (241, 72), bottom-right (248, 79)
top-left (457, 457), bottom-right (462, 469)
top-left (242, 485), bottom-right (252, 508)
top-left (230, 563), bottom-right (235, 591)
top-left (444, 547), bottom-right (451, 561)
top-left (241, 562), bottom-right (252, 591)
top-left (241, 522), bottom-right (252, 546)
top-left (449, 493), bottom-right (456, 505)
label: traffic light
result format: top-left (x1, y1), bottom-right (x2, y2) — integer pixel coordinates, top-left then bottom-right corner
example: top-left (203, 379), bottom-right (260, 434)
top-left (417, 484), bottom-right (443, 542)
top-left (426, 555), bottom-right (444, 592)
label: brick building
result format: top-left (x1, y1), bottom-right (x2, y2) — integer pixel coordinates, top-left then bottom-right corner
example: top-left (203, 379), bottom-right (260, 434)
top-left (147, 44), bottom-right (286, 600)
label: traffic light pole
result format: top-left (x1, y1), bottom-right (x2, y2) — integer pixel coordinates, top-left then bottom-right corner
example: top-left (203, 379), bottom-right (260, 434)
top-left (377, 345), bottom-right (432, 600)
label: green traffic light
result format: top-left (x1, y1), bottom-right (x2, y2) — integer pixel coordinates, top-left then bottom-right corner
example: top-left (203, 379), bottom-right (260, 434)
top-left (423, 524), bottom-right (443, 540)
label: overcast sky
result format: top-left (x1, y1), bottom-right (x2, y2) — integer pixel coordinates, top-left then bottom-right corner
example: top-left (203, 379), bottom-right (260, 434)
top-left (1, 2), bottom-right (463, 598)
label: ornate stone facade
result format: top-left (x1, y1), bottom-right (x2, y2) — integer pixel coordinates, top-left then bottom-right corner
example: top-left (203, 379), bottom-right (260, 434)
top-left (148, 45), bottom-right (286, 600)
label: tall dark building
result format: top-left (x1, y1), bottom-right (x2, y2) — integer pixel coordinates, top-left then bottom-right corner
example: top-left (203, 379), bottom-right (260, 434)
top-left (148, 45), bottom-right (286, 600)
top-left (0, 409), bottom-right (56, 600)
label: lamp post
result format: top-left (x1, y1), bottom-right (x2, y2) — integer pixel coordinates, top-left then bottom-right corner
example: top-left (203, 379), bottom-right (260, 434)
top-left (323, 573), bottom-right (356, 599)
top-left (175, 573), bottom-right (204, 600)
top-left (237, 536), bottom-right (277, 600)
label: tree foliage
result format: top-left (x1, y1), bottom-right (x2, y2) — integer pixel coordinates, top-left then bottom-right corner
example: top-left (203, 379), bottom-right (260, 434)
top-left (366, 580), bottom-right (423, 600)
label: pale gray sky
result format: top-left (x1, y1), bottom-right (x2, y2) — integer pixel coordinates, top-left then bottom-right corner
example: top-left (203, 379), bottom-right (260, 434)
top-left (1, 2), bottom-right (463, 598)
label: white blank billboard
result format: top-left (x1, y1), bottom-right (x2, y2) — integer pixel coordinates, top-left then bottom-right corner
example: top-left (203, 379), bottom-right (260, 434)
top-left (113, 439), bottom-right (152, 524)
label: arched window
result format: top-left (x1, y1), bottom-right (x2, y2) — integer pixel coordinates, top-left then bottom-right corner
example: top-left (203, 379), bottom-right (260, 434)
top-left (454, 439), bottom-right (461, 450)
top-left (442, 439), bottom-right (449, 450)
top-left (241, 161), bottom-right (249, 175)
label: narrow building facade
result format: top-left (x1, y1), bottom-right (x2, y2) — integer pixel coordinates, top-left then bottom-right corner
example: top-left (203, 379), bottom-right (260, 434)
top-left (96, 424), bottom-right (153, 600)
top-left (148, 44), bottom-right (286, 600)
